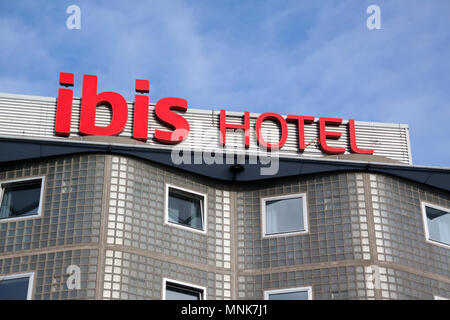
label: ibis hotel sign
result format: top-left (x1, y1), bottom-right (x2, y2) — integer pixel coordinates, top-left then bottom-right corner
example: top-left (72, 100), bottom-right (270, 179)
top-left (0, 73), bottom-right (411, 164)
top-left (56, 73), bottom-right (376, 154)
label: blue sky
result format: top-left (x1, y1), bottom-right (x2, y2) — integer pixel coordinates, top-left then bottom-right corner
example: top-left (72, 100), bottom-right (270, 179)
top-left (0, 0), bottom-right (449, 166)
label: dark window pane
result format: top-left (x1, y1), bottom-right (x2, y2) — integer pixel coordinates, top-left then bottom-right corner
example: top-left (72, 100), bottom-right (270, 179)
top-left (0, 277), bottom-right (30, 300)
top-left (166, 283), bottom-right (202, 300)
top-left (168, 188), bottom-right (203, 230)
top-left (266, 197), bottom-right (304, 235)
top-left (268, 290), bottom-right (309, 300)
top-left (0, 180), bottom-right (42, 220)
top-left (426, 206), bottom-right (450, 246)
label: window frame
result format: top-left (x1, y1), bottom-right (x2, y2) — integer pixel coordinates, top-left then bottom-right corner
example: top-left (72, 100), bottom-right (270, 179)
top-left (264, 286), bottom-right (313, 300)
top-left (164, 183), bottom-right (207, 235)
top-left (0, 176), bottom-right (45, 223)
top-left (261, 193), bottom-right (308, 238)
top-left (420, 201), bottom-right (450, 249)
top-left (0, 272), bottom-right (34, 300)
top-left (162, 278), bottom-right (206, 300)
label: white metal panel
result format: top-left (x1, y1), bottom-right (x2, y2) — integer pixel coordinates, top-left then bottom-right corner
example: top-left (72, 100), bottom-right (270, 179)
top-left (0, 93), bottom-right (411, 164)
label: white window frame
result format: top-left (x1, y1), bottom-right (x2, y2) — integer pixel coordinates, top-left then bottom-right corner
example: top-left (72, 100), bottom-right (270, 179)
top-left (162, 278), bottom-right (206, 300)
top-left (0, 176), bottom-right (45, 223)
top-left (0, 272), bottom-right (34, 300)
top-left (164, 183), bottom-right (207, 235)
top-left (434, 295), bottom-right (448, 300)
top-left (261, 193), bottom-right (308, 238)
top-left (264, 286), bottom-right (313, 300)
top-left (420, 201), bottom-right (450, 249)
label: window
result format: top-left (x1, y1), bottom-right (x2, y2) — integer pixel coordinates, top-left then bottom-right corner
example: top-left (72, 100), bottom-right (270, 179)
top-left (421, 202), bottom-right (450, 248)
top-left (163, 278), bottom-right (205, 300)
top-left (0, 273), bottom-right (34, 300)
top-left (264, 287), bottom-right (312, 300)
top-left (165, 184), bottom-right (206, 233)
top-left (261, 193), bottom-right (308, 237)
top-left (0, 177), bottom-right (44, 222)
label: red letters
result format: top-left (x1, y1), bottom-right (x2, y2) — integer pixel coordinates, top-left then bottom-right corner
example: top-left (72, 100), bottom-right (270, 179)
top-left (80, 75), bottom-right (128, 136)
top-left (255, 113), bottom-right (288, 150)
top-left (319, 117), bottom-right (346, 154)
top-left (54, 72), bottom-right (377, 157)
top-left (349, 119), bottom-right (374, 154)
top-left (154, 97), bottom-right (190, 144)
top-left (220, 110), bottom-right (250, 148)
top-left (55, 72), bottom-right (74, 136)
top-left (286, 115), bottom-right (315, 152)
top-left (132, 79), bottom-right (150, 141)
top-left (55, 73), bottom-right (190, 144)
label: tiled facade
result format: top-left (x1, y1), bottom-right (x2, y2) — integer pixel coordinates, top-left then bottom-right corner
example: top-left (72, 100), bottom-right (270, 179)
top-left (0, 153), bottom-right (449, 299)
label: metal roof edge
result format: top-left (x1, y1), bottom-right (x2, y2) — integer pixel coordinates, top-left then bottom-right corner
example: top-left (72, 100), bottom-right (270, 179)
top-left (0, 134), bottom-right (448, 172)
top-left (0, 136), bottom-right (448, 191)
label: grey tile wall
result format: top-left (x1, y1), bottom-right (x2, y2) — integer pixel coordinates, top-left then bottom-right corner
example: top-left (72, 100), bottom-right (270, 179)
top-left (239, 265), bottom-right (374, 300)
top-left (369, 174), bottom-right (450, 277)
top-left (378, 266), bottom-right (450, 299)
top-left (102, 249), bottom-right (215, 300)
top-left (0, 154), bottom-right (104, 253)
top-left (107, 156), bottom-right (210, 263)
top-left (1, 154), bottom-right (449, 300)
top-left (236, 173), bottom-right (369, 270)
top-left (0, 248), bottom-right (98, 300)
top-left (104, 155), bottom-right (233, 299)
